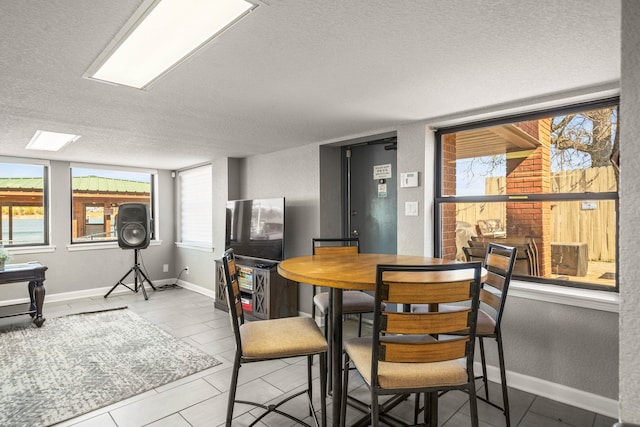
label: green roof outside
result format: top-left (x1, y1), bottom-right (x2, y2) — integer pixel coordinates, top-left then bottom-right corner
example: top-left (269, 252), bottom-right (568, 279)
top-left (0, 176), bottom-right (150, 194)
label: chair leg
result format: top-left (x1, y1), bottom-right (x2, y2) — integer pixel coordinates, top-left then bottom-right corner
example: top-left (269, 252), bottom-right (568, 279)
top-left (226, 353), bottom-right (241, 427)
top-left (312, 286), bottom-right (317, 322)
top-left (427, 392), bottom-right (438, 427)
top-left (479, 336), bottom-right (490, 400)
top-left (496, 332), bottom-right (511, 427)
top-left (307, 355), bottom-right (314, 418)
top-left (325, 312), bottom-right (331, 394)
top-left (320, 352), bottom-right (327, 427)
top-left (414, 393), bottom-right (420, 425)
top-left (340, 355), bottom-right (350, 427)
top-left (468, 383), bottom-right (479, 427)
top-left (371, 390), bottom-right (380, 427)
top-left (357, 313), bottom-right (363, 336)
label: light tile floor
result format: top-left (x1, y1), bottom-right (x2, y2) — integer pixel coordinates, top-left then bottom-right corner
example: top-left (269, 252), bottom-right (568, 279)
top-left (5, 286), bottom-right (616, 427)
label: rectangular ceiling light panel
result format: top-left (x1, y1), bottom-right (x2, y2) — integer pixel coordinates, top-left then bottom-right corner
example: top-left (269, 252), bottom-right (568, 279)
top-left (87, 0), bottom-right (256, 89)
top-left (26, 130), bottom-right (81, 151)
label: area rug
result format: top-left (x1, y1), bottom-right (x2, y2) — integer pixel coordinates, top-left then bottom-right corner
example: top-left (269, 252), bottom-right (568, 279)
top-left (0, 308), bottom-right (222, 427)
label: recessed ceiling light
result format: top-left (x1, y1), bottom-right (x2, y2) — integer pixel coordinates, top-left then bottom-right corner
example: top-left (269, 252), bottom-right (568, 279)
top-left (84, 0), bottom-right (257, 90)
top-left (26, 130), bottom-right (81, 151)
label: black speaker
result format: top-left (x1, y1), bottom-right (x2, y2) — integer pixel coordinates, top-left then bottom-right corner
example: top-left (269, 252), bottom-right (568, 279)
top-left (117, 203), bottom-right (151, 249)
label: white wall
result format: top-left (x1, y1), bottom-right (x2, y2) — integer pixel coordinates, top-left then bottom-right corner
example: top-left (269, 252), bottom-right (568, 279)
top-left (619, 0), bottom-right (640, 422)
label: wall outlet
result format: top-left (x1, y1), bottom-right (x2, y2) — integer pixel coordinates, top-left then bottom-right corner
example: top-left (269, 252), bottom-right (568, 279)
top-left (162, 264), bottom-right (169, 273)
top-left (185, 266), bottom-right (189, 275)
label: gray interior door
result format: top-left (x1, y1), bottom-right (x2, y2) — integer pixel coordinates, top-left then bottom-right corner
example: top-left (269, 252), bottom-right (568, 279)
top-left (344, 142), bottom-right (397, 254)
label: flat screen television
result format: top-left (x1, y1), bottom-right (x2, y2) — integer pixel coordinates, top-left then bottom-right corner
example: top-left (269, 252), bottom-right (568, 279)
top-left (225, 197), bottom-right (285, 261)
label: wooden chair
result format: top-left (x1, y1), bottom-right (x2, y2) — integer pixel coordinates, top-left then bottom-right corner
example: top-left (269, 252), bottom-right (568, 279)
top-left (222, 249), bottom-right (328, 427)
top-left (415, 243), bottom-right (517, 426)
top-left (340, 262), bottom-right (483, 427)
top-left (312, 238), bottom-right (378, 392)
top-left (311, 238), bottom-right (376, 338)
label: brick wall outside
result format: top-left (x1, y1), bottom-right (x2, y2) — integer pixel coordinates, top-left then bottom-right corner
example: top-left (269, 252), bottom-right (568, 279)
top-left (506, 119), bottom-right (552, 275)
top-left (441, 133), bottom-right (457, 260)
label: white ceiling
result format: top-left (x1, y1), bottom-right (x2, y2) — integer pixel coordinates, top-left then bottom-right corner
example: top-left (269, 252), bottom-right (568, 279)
top-left (0, 0), bottom-right (621, 170)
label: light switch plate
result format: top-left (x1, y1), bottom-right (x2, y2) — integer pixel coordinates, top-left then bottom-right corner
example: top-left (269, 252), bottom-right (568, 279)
top-left (405, 201), bottom-right (419, 216)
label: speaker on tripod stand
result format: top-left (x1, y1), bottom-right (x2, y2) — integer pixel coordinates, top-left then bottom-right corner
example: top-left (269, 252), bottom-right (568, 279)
top-left (104, 203), bottom-right (156, 300)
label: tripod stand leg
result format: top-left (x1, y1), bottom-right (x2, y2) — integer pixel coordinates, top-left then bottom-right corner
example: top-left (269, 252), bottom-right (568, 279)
top-left (104, 267), bottom-right (136, 298)
top-left (136, 269), bottom-right (149, 300)
top-left (138, 267), bottom-right (156, 291)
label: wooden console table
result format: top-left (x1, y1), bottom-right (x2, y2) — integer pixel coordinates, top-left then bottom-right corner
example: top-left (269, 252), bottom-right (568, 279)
top-left (0, 262), bottom-right (47, 327)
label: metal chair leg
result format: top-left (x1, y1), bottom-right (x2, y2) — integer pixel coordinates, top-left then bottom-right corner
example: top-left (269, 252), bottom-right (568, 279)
top-left (468, 383), bottom-right (479, 427)
top-left (496, 332), bottom-right (511, 427)
top-left (226, 354), bottom-right (241, 426)
top-left (479, 337), bottom-right (490, 400)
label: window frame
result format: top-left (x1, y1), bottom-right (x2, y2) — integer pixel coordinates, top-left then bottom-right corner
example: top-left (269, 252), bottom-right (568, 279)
top-left (69, 163), bottom-right (157, 245)
top-left (0, 157), bottom-right (50, 248)
top-left (434, 97), bottom-right (620, 292)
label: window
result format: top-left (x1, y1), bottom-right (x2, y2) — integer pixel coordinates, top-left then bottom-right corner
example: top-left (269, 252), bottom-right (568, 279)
top-left (178, 165), bottom-right (212, 247)
top-left (71, 166), bottom-right (154, 244)
top-left (0, 160), bottom-right (49, 247)
top-left (435, 99), bottom-right (619, 291)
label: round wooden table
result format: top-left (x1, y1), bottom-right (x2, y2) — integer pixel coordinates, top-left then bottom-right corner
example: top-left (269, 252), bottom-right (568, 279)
top-left (278, 253), bottom-right (483, 426)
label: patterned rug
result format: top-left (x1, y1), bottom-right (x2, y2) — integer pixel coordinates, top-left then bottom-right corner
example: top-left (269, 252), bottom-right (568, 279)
top-left (0, 308), bottom-right (221, 427)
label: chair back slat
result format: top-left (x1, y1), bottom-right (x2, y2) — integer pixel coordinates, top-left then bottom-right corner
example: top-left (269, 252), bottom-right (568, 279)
top-left (480, 288), bottom-right (501, 312)
top-left (382, 310), bottom-right (471, 335)
top-left (314, 245), bottom-right (358, 255)
top-left (382, 280), bottom-right (474, 305)
top-left (380, 337), bottom-right (469, 363)
top-left (222, 249), bottom-right (244, 352)
top-left (482, 243), bottom-right (517, 329)
top-left (484, 270), bottom-right (506, 292)
top-left (312, 237), bottom-right (360, 254)
top-left (486, 252), bottom-right (511, 272)
top-left (370, 262), bottom-right (482, 385)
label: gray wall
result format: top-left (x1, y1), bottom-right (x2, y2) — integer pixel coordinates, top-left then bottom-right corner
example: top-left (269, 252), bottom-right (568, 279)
top-left (502, 297), bottom-right (617, 399)
top-left (228, 116), bottom-right (620, 405)
top-left (240, 144), bottom-right (321, 314)
top-left (4, 160), bottom-right (175, 300)
top-left (396, 123), bottom-right (428, 256)
top-left (220, 119), bottom-right (618, 405)
top-left (619, 0), bottom-right (640, 422)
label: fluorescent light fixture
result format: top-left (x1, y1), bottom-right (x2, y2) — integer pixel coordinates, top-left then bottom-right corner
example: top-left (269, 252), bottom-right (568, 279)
top-left (26, 130), bottom-right (81, 151)
top-left (85, 0), bottom-right (257, 89)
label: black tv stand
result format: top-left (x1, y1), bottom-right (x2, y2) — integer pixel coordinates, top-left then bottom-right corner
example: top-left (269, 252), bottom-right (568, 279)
top-left (214, 255), bottom-right (297, 319)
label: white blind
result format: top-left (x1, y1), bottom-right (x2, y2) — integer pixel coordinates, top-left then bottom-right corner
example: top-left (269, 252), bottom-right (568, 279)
top-left (179, 165), bottom-right (212, 245)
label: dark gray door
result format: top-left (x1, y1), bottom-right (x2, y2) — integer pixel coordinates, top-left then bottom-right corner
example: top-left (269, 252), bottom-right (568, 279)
top-left (344, 142), bottom-right (397, 254)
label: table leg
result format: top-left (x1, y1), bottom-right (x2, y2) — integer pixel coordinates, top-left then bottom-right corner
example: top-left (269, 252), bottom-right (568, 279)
top-left (330, 288), bottom-right (343, 426)
top-left (29, 279), bottom-right (46, 327)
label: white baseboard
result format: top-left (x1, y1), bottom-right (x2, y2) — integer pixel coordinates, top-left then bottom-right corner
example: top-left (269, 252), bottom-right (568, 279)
top-left (476, 361), bottom-right (619, 419)
top-left (0, 278), bottom-right (178, 307)
top-left (176, 279), bottom-right (215, 300)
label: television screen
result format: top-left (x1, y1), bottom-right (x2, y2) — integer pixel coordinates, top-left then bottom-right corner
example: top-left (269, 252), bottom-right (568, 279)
top-left (225, 197), bottom-right (285, 261)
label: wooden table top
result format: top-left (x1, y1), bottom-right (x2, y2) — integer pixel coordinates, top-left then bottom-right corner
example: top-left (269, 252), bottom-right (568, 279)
top-left (278, 253), bottom-right (482, 290)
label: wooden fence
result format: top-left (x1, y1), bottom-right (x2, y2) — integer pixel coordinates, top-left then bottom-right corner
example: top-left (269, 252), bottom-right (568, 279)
top-left (456, 166), bottom-right (616, 262)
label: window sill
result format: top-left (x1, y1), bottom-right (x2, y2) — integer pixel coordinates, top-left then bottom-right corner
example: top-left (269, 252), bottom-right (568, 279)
top-left (175, 242), bottom-right (214, 252)
top-left (5, 245), bottom-right (56, 255)
top-left (67, 240), bottom-right (163, 252)
top-left (508, 280), bottom-right (620, 313)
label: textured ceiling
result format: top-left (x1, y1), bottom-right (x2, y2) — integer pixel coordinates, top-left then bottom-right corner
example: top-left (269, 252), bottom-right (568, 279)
top-left (0, 0), bottom-right (621, 170)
